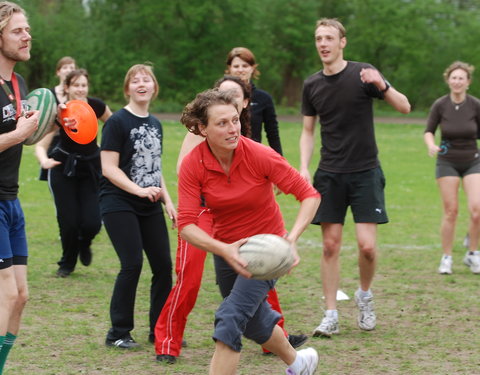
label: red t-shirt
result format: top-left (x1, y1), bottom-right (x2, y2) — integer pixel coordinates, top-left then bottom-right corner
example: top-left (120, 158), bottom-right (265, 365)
top-left (178, 136), bottom-right (319, 243)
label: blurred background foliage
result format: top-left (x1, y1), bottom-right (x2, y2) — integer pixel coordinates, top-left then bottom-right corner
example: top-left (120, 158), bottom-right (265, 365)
top-left (16, 0), bottom-right (480, 112)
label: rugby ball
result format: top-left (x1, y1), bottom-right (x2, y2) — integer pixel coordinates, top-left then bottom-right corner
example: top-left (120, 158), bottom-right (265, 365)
top-left (239, 234), bottom-right (295, 280)
top-left (24, 88), bottom-right (57, 145)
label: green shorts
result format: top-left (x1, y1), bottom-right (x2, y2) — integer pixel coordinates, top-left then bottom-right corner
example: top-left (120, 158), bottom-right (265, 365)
top-left (312, 166), bottom-right (388, 225)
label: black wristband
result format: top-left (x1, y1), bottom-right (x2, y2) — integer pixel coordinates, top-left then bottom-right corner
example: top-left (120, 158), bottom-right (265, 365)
top-left (381, 81), bottom-right (390, 93)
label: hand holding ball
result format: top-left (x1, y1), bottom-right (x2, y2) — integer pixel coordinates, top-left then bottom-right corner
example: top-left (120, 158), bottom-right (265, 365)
top-left (239, 234), bottom-right (295, 280)
top-left (24, 88), bottom-right (57, 145)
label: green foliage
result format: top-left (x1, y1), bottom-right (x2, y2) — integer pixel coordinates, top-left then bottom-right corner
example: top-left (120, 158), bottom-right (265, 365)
top-left (15, 0), bottom-right (480, 111)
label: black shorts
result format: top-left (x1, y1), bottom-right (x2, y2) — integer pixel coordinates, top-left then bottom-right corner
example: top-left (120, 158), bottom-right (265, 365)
top-left (436, 157), bottom-right (480, 178)
top-left (312, 166), bottom-right (388, 225)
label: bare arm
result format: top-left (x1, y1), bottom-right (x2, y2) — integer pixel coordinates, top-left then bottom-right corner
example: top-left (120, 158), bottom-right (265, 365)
top-left (360, 68), bottom-right (411, 114)
top-left (101, 150), bottom-right (163, 202)
top-left (0, 111), bottom-right (39, 152)
top-left (160, 174), bottom-right (177, 228)
top-left (285, 195), bottom-right (321, 268)
top-left (286, 196), bottom-right (321, 243)
top-left (176, 132), bottom-right (205, 175)
top-left (423, 131), bottom-right (441, 157)
top-left (299, 115), bottom-right (316, 181)
top-left (34, 130), bottom-right (62, 169)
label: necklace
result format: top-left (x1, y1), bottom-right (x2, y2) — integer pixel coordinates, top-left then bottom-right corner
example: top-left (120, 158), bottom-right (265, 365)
top-left (452, 98), bottom-right (466, 111)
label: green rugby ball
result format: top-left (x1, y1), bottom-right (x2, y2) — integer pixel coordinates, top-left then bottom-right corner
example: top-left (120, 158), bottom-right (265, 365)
top-left (24, 88), bottom-right (57, 145)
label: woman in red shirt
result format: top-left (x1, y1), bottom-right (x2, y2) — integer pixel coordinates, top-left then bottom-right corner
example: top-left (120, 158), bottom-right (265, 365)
top-left (177, 89), bottom-right (320, 375)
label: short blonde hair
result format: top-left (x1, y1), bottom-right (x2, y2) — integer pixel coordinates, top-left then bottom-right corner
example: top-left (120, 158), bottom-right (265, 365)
top-left (315, 18), bottom-right (346, 39)
top-left (443, 61), bottom-right (474, 82)
top-left (123, 63), bottom-right (159, 101)
top-left (0, 1), bottom-right (25, 34)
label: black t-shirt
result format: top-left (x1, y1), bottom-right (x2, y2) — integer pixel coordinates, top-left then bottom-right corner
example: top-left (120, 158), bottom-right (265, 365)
top-left (425, 94), bottom-right (480, 163)
top-left (301, 61), bottom-right (384, 173)
top-left (0, 73), bottom-right (28, 199)
top-left (99, 108), bottom-right (164, 216)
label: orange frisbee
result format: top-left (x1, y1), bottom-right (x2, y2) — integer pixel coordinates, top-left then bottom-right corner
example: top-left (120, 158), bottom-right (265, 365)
top-left (60, 100), bottom-right (98, 144)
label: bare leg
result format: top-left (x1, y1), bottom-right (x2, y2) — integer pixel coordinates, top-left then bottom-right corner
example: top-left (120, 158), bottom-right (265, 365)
top-left (437, 176), bottom-right (460, 256)
top-left (355, 223), bottom-right (377, 291)
top-left (209, 341), bottom-right (240, 375)
top-left (463, 174), bottom-right (480, 251)
top-left (321, 223), bottom-right (342, 310)
top-left (7, 265), bottom-right (28, 335)
top-left (0, 267), bottom-right (18, 335)
top-left (261, 325), bottom-right (297, 365)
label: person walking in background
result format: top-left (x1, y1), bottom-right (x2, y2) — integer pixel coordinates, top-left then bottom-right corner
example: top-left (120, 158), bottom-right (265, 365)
top-left (178, 88), bottom-right (320, 375)
top-left (0, 2), bottom-right (40, 373)
top-left (424, 61), bottom-right (480, 275)
top-left (35, 69), bottom-right (112, 277)
top-left (100, 63), bottom-right (176, 349)
top-left (37, 56), bottom-right (76, 181)
top-left (225, 47), bottom-right (283, 156)
top-left (155, 75), bottom-right (307, 365)
top-left (299, 18), bottom-right (410, 337)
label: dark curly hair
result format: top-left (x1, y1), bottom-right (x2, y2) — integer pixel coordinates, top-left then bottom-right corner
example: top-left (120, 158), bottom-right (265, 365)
top-left (181, 89), bottom-right (237, 136)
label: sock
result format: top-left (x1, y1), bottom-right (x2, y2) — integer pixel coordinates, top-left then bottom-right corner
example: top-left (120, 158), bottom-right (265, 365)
top-left (287, 351), bottom-right (305, 374)
top-left (358, 288), bottom-right (372, 299)
top-left (0, 332), bottom-right (16, 374)
top-left (325, 309), bottom-right (338, 320)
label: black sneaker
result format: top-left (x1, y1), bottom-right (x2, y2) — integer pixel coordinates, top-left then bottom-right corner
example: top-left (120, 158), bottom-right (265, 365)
top-left (156, 354), bottom-right (176, 364)
top-left (56, 268), bottom-right (71, 278)
top-left (182, 339), bottom-right (187, 348)
top-left (79, 247), bottom-right (92, 266)
top-left (288, 334), bottom-right (308, 348)
top-left (105, 337), bottom-right (140, 349)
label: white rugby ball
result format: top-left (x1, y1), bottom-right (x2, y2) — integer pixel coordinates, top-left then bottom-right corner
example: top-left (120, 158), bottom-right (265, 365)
top-left (24, 88), bottom-right (57, 145)
top-left (239, 234), bottom-right (294, 280)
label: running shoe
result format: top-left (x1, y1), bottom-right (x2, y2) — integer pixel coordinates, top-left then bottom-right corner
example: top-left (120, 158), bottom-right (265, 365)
top-left (438, 256), bottom-right (452, 274)
top-left (354, 289), bottom-right (376, 331)
top-left (312, 315), bottom-right (339, 337)
top-left (105, 337), bottom-right (139, 349)
top-left (286, 347), bottom-right (319, 375)
top-left (463, 251), bottom-right (480, 274)
top-left (156, 354), bottom-right (177, 364)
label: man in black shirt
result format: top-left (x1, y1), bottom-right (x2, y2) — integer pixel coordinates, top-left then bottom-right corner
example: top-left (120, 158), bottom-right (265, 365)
top-left (0, 2), bottom-right (39, 372)
top-left (299, 18), bottom-right (410, 337)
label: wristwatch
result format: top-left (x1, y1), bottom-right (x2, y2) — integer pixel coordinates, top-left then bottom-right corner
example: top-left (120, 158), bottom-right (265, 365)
top-left (381, 80), bottom-right (390, 93)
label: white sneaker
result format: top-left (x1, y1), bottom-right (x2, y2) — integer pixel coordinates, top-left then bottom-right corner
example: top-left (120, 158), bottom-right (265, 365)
top-left (463, 251), bottom-right (480, 274)
top-left (438, 256), bottom-right (452, 274)
top-left (312, 315), bottom-right (339, 337)
top-left (286, 347), bottom-right (319, 375)
top-left (354, 290), bottom-right (376, 331)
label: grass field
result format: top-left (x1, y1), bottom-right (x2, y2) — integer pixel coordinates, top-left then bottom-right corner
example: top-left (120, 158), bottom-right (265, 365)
top-left (6, 118), bottom-right (480, 375)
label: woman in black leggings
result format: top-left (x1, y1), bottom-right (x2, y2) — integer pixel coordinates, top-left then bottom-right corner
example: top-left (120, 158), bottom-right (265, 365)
top-left (100, 64), bottom-right (176, 349)
top-left (35, 68), bottom-right (112, 277)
